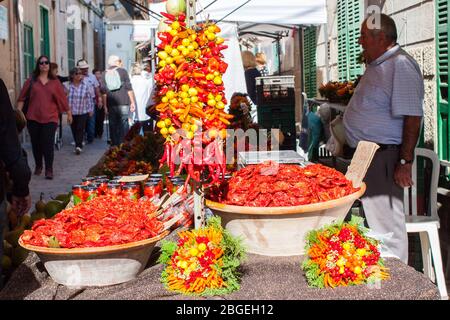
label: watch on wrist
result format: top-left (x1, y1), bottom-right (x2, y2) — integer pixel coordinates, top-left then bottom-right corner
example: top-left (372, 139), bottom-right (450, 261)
top-left (399, 158), bottom-right (413, 165)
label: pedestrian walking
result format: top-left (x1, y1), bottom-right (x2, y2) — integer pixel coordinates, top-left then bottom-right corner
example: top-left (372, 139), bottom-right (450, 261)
top-left (17, 55), bottom-right (72, 180)
top-left (93, 69), bottom-right (107, 139)
top-left (130, 62), bottom-right (153, 133)
top-left (68, 68), bottom-right (95, 155)
top-left (50, 62), bottom-right (69, 84)
top-left (77, 59), bottom-right (101, 144)
top-left (241, 51), bottom-right (261, 122)
top-left (0, 78), bottom-right (31, 286)
top-left (101, 55), bottom-right (136, 146)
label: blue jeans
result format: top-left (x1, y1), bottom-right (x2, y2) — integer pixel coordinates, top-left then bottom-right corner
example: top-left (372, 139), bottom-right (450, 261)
top-left (109, 105), bottom-right (130, 146)
top-left (86, 112), bottom-right (96, 143)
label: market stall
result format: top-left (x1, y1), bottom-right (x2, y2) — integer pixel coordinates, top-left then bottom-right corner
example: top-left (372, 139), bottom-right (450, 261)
top-left (0, 1), bottom-right (443, 301)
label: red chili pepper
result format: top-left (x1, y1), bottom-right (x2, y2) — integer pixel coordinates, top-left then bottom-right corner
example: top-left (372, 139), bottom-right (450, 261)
top-left (160, 12), bottom-right (176, 21)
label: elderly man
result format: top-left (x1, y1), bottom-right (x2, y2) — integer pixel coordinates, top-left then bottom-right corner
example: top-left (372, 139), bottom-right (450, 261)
top-left (101, 55), bottom-right (136, 146)
top-left (343, 14), bottom-right (424, 263)
top-left (77, 59), bottom-right (102, 144)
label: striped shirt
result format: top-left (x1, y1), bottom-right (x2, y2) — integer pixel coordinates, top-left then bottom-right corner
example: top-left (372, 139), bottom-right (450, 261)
top-left (68, 82), bottom-right (95, 115)
top-left (343, 44), bottom-right (424, 148)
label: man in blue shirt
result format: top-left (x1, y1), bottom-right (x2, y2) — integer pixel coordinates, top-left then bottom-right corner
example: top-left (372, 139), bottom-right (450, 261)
top-left (343, 14), bottom-right (424, 263)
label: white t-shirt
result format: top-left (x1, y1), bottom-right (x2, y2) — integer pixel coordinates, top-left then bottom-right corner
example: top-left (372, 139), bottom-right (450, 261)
top-left (130, 71), bottom-right (153, 121)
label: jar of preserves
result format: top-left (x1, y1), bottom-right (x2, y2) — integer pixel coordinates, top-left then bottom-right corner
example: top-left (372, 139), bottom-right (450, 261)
top-left (95, 179), bottom-right (109, 195)
top-left (81, 176), bottom-right (96, 186)
top-left (144, 181), bottom-right (163, 198)
top-left (122, 184), bottom-right (140, 200)
top-left (106, 183), bottom-right (122, 196)
top-left (84, 185), bottom-right (98, 201)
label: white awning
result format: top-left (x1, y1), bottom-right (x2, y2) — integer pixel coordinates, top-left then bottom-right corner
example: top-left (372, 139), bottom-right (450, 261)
top-left (149, 0), bottom-right (327, 25)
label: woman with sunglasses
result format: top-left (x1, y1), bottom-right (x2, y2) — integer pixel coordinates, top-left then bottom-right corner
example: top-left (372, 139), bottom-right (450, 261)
top-left (17, 55), bottom-right (72, 180)
top-left (68, 67), bottom-right (94, 155)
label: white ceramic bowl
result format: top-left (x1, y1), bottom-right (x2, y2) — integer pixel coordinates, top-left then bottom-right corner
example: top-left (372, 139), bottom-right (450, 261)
top-left (19, 231), bottom-right (168, 288)
top-left (206, 183), bottom-right (366, 256)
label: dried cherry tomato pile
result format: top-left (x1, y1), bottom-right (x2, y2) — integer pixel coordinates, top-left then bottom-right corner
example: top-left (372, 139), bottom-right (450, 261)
top-left (217, 163), bottom-right (358, 207)
top-left (21, 195), bottom-right (164, 248)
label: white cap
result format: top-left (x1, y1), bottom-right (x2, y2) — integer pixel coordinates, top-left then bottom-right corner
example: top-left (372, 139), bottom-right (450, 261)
top-left (108, 55), bottom-right (121, 67)
top-left (77, 60), bottom-right (90, 69)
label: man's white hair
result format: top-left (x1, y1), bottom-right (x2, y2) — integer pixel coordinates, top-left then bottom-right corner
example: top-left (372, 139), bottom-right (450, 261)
top-left (108, 55), bottom-right (121, 67)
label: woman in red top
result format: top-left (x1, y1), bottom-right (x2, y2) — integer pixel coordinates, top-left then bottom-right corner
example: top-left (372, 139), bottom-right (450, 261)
top-left (17, 55), bottom-right (72, 179)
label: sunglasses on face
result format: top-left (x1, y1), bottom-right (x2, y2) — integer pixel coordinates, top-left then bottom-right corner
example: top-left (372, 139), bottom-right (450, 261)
top-left (39, 61), bottom-right (49, 65)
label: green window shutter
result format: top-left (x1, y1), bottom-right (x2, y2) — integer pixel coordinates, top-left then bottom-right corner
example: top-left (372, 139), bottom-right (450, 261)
top-left (67, 28), bottom-right (75, 71)
top-left (23, 25), bottom-right (34, 79)
top-left (304, 26), bottom-right (317, 98)
top-left (437, 0), bottom-right (450, 161)
top-left (337, 0), bottom-right (363, 82)
top-left (40, 7), bottom-right (50, 58)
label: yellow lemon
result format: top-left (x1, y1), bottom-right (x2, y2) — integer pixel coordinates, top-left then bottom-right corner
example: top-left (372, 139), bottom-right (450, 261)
top-left (164, 118), bottom-right (172, 126)
top-left (213, 71), bottom-right (220, 76)
top-left (181, 84), bottom-right (190, 92)
top-left (206, 74), bottom-right (214, 81)
top-left (190, 34), bottom-right (197, 41)
top-left (168, 126), bottom-right (176, 134)
top-left (186, 131), bottom-right (194, 139)
top-left (160, 127), bottom-right (169, 135)
top-left (171, 21), bottom-right (180, 30)
top-left (170, 49), bottom-right (180, 57)
top-left (187, 45), bottom-right (194, 52)
top-left (213, 76), bottom-right (223, 85)
top-left (207, 99), bottom-right (216, 107)
top-left (182, 97), bottom-right (191, 105)
top-left (182, 38), bottom-right (191, 47)
top-left (161, 96), bottom-right (169, 103)
top-left (336, 258), bottom-right (346, 267)
top-left (176, 45), bottom-right (186, 52)
top-left (182, 48), bottom-right (190, 56)
top-left (356, 248), bottom-right (367, 256)
top-left (198, 243), bottom-right (207, 251)
top-left (354, 266), bottom-right (362, 275)
top-left (192, 41), bottom-right (199, 49)
top-left (158, 60), bottom-right (167, 68)
top-left (158, 51), bottom-right (168, 60)
top-left (164, 45), bottom-right (173, 53)
top-left (216, 101), bottom-right (225, 109)
top-left (190, 96), bottom-right (199, 103)
top-left (188, 88), bottom-right (198, 96)
top-left (170, 98), bottom-right (178, 106)
top-left (156, 120), bottom-right (166, 129)
top-left (179, 91), bottom-right (188, 99)
top-left (208, 129), bottom-right (218, 139)
top-left (166, 91), bottom-right (175, 99)
top-left (207, 32), bottom-right (216, 41)
top-left (189, 248), bottom-right (199, 257)
top-left (165, 57), bottom-right (174, 64)
top-left (216, 37), bottom-right (225, 45)
top-left (169, 29), bottom-right (178, 37)
top-left (215, 94), bottom-right (223, 101)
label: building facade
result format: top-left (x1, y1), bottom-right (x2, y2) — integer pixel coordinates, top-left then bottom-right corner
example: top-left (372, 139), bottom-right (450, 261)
top-left (306, 0), bottom-right (441, 156)
top-left (0, 0), bottom-right (105, 100)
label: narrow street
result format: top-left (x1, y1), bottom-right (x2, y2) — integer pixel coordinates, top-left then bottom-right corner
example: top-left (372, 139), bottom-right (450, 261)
top-left (22, 117), bottom-right (108, 207)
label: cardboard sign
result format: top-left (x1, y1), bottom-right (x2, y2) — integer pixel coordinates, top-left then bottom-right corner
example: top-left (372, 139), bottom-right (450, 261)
top-left (118, 174), bottom-right (149, 183)
top-left (345, 141), bottom-right (380, 188)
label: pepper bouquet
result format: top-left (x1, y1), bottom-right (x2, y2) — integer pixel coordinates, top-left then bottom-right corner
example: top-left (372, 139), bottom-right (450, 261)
top-left (302, 216), bottom-right (389, 288)
top-left (154, 12), bottom-right (233, 185)
top-left (159, 216), bottom-right (245, 296)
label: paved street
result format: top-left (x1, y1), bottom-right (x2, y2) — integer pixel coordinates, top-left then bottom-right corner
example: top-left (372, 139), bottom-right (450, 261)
top-left (22, 117), bottom-right (109, 207)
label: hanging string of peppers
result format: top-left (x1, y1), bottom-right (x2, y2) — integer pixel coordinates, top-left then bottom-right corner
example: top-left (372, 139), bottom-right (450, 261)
top-left (154, 12), bottom-right (233, 185)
